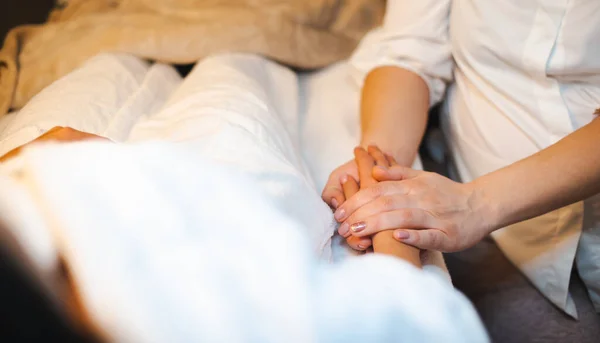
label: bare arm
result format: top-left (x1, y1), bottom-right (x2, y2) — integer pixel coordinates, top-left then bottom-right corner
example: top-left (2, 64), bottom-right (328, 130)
top-left (359, 66), bottom-right (430, 167)
top-left (474, 115), bottom-right (600, 232)
top-left (322, 66), bottom-right (431, 209)
top-left (357, 67), bottom-right (428, 264)
top-left (335, 115), bottom-right (600, 252)
top-left (330, 67), bottom-right (430, 256)
top-left (354, 146), bottom-right (421, 268)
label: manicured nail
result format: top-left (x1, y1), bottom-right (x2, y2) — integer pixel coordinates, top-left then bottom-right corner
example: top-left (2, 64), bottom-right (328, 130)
top-left (395, 231), bottom-right (410, 240)
top-left (350, 222), bottom-right (366, 233)
top-left (331, 198), bottom-right (339, 209)
top-left (334, 208), bottom-right (346, 221)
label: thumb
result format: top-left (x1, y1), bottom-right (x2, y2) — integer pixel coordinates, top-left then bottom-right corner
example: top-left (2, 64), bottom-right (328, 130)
top-left (393, 229), bottom-right (449, 251)
top-left (373, 165), bottom-right (422, 182)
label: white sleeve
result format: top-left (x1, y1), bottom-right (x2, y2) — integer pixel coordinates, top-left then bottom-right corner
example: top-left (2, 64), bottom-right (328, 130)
top-left (349, 0), bottom-right (453, 106)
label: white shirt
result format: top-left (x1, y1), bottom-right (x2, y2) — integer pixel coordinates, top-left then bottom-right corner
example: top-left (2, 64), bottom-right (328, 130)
top-left (350, 0), bottom-right (600, 317)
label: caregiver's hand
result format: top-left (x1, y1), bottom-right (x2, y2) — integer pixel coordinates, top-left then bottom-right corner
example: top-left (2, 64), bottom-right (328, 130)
top-left (322, 148), bottom-right (399, 210)
top-left (334, 162), bottom-right (491, 252)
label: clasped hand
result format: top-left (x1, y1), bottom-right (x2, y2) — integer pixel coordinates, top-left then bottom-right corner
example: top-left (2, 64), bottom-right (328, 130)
top-left (322, 146), bottom-right (491, 252)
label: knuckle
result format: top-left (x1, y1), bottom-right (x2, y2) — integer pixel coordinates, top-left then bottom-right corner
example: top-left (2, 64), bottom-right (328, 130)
top-left (429, 233), bottom-right (440, 248)
top-left (399, 210), bottom-right (413, 224)
top-left (376, 196), bottom-right (396, 212)
top-left (368, 184), bottom-right (384, 198)
top-left (368, 216), bottom-right (381, 232)
top-left (411, 232), bottom-right (420, 244)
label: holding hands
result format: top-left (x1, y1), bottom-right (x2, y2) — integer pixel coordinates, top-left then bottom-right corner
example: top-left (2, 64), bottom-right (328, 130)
top-left (323, 146), bottom-right (492, 253)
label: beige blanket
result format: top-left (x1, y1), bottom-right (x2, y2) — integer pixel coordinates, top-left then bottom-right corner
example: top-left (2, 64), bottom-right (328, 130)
top-left (0, 0), bottom-right (384, 116)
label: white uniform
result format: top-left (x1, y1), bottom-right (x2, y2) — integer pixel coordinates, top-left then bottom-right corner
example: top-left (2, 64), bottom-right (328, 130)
top-left (350, 0), bottom-right (600, 317)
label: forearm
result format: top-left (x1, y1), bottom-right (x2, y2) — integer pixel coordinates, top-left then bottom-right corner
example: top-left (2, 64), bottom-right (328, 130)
top-left (357, 69), bottom-right (428, 263)
top-left (473, 117), bottom-right (600, 233)
top-left (373, 231), bottom-right (421, 268)
top-left (359, 66), bottom-right (430, 166)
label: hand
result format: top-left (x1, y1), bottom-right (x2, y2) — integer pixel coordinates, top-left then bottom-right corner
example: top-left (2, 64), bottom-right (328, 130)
top-left (334, 164), bottom-right (491, 252)
top-left (339, 173), bottom-right (373, 252)
top-left (322, 159), bottom-right (360, 210)
top-left (0, 126), bottom-right (109, 163)
top-left (322, 146), bottom-right (400, 209)
top-left (336, 146), bottom-right (401, 252)
top-left (335, 146), bottom-right (386, 251)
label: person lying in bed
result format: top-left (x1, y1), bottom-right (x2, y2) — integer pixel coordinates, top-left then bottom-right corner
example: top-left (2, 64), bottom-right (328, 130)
top-left (0, 134), bottom-right (485, 343)
top-left (0, 127), bottom-right (421, 268)
top-left (0, 51), bottom-right (430, 267)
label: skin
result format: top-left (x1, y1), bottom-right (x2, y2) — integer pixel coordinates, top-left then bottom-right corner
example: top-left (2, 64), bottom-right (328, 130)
top-left (322, 66), bottom-right (430, 251)
top-left (0, 127), bottom-right (108, 163)
top-left (334, 116), bottom-right (600, 252)
top-left (341, 146), bottom-right (421, 267)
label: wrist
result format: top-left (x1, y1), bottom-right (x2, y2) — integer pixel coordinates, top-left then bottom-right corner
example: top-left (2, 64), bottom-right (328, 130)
top-left (359, 135), bottom-right (418, 167)
top-left (464, 179), bottom-right (500, 236)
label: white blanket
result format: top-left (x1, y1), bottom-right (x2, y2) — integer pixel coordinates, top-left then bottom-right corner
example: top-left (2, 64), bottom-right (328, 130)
top-left (0, 53), bottom-right (486, 342)
top-left (0, 142), bottom-right (487, 343)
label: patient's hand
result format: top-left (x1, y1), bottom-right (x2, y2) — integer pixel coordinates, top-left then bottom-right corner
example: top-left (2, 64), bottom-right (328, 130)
top-left (339, 146), bottom-right (421, 268)
top-left (0, 127), bottom-right (109, 163)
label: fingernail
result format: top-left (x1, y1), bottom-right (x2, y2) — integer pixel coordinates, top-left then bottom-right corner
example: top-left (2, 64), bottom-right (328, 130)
top-left (357, 244), bottom-right (366, 250)
top-left (340, 174), bottom-right (348, 184)
top-left (338, 223), bottom-right (350, 237)
top-left (331, 198), bottom-right (339, 209)
top-left (395, 231), bottom-right (410, 240)
top-left (334, 208), bottom-right (346, 221)
top-left (350, 222), bottom-right (366, 233)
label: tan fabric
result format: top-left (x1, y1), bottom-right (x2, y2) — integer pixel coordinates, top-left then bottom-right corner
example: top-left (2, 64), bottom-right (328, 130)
top-left (0, 0), bottom-right (385, 115)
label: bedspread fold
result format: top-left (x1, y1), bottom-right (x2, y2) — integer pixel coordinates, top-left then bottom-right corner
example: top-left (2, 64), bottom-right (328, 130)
top-left (0, 0), bottom-right (385, 115)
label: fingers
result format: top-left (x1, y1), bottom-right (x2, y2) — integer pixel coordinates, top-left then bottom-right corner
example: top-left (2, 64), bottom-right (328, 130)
top-left (322, 161), bottom-right (360, 209)
top-left (340, 194), bottom-right (416, 234)
top-left (367, 145), bottom-right (389, 169)
top-left (334, 181), bottom-right (407, 223)
top-left (346, 235), bottom-right (373, 251)
top-left (341, 175), bottom-right (359, 198)
top-left (393, 229), bottom-right (450, 251)
top-left (322, 172), bottom-right (348, 209)
top-left (342, 208), bottom-right (436, 238)
top-left (336, 173), bottom-right (359, 238)
top-left (354, 147), bottom-right (377, 188)
top-left (322, 180), bottom-right (345, 210)
top-left (385, 153), bottom-right (398, 166)
top-left (373, 165), bottom-right (422, 182)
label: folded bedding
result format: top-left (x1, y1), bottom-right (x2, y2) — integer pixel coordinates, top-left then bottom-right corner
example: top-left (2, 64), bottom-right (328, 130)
top-left (0, 52), bottom-right (484, 341)
top-left (0, 0), bottom-right (386, 115)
